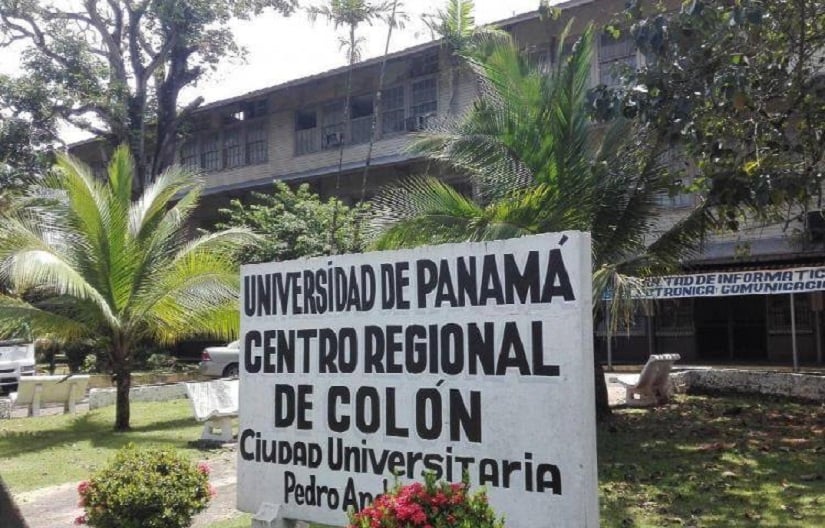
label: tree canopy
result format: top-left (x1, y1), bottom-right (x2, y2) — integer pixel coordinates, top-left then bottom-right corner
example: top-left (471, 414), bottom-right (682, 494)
top-left (370, 25), bottom-right (711, 418)
top-left (602, 0), bottom-right (825, 230)
top-left (0, 146), bottom-right (255, 430)
top-left (0, 0), bottom-right (297, 188)
top-left (215, 181), bottom-right (368, 264)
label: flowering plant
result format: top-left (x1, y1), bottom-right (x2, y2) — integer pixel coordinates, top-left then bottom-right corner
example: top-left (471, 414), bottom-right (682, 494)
top-left (348, 473), bottom-right (504, 528)
top-left (75, 444), bottom-right (214, 528)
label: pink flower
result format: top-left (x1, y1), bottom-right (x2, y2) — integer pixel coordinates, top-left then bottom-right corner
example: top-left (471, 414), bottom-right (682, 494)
top-left (197, 461), bottom-right (211, 475)
top-left (73, 514), bottom-right (87, 525)
top-left (77, 481), bottom-right (90, 496)
top-left (208, 484), bottom-right (217, 499)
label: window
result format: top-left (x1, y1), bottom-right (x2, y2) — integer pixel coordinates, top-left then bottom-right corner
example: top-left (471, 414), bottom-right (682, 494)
top-left (223, 128), bottom-right (244, 168)
top-left (656, 299), bottom-right (695, 335)
top-left (768, 295), bottom-right (813, 334)
top-left (382, 85), bottom-right (405, 135)
top-left (246, 124), bottom-right (268, 164)
top-left (409, 52), bottom-right (439, 77)
top-left (295, 109), bottom-right (319, 155)
top-left (322, 101), bottom-right (345, 149)
top-left (349, 95), bottom-right (374, 145)
top-left (180, 140), bottom-right (198, 170)
top-left (598, 34), bottom-right (637, 87)
top-left (200, 133), bottom-right (221, 171)
top-left (528, 50), bottom-right (552, 74)
top-left (655, 149), bottom-right (694, 208)
top-left (243, 99), bottom-right (268, 120)
top-left (411, 78), bottom-right (437, 118)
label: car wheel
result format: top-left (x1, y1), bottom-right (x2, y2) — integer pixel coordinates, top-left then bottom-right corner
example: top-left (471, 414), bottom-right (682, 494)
top-left (223, 363), bottom-right (240, 378)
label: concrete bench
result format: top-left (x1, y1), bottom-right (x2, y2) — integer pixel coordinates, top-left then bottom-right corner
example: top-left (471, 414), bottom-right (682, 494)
top-left (610, 354), bottom-right (681, 407)
top-left (12, 375), bottom-right (90, 416)
top-left (184, 379), bottom-right (239, 442)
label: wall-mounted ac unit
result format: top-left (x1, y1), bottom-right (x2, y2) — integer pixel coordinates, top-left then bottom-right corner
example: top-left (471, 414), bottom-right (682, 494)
top-left (405, 113), bottom-right (436, 132)
top-left (323, 133), bottom-right (343, 148)
top-left (405, 116), bottom-right (425, 131)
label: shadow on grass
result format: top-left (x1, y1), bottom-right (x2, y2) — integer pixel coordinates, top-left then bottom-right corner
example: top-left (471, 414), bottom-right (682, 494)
top-left (598, 394), bottom-right (824, 527)
top-left (0, 399), bottom-right (210, 458)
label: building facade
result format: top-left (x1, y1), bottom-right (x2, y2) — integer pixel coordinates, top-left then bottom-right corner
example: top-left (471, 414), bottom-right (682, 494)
top-left (70, 0), bottom-right (825, 366)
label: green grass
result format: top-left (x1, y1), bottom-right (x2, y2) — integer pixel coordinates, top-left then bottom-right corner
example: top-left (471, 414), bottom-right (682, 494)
top-left (599, 395), bottom-right (824, 527)
top-left (0, 399), bottom-right (224, 492)
top-left (2, 395), bottom-right (823, 527)
top-left (206, 515), bottom-right (251, 528)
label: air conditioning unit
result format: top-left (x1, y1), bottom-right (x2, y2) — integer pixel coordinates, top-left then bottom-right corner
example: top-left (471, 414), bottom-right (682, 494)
top-left (405, 116), bottom-right (424, 131)
top-left (405, 113), bottom-right (436, 132)
top-left (323, 132), bottom-right (343, 148)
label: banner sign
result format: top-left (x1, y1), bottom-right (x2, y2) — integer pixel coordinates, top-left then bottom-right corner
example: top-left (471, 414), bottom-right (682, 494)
top-left (237, 232), bottom-right (599, 527)
top-left (643, 267), bottom-right (825, 299)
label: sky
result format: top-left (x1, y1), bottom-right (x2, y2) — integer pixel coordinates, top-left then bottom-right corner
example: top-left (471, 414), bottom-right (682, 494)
top-left (0, 1), bottom-right (545, 143)
top-left (191, 0), bottom-right (543, 105)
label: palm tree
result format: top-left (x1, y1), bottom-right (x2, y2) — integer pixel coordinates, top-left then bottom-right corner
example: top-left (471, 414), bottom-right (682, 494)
top-left (0, 146), bottom-right (254, 430)
top-left (370, 26), bottom-right (713, 418)
top-left (422, 0), bottom-right (508, 116)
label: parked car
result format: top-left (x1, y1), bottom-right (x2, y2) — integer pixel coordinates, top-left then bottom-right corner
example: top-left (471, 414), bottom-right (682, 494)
top-left (0, 339), bottom-right (36, 395)
top-left (198, 341), bottom-right (240, 378)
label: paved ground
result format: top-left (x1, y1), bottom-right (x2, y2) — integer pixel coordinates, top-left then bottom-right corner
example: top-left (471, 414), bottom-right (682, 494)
top-left (9, 377), bottom-right (633, 528)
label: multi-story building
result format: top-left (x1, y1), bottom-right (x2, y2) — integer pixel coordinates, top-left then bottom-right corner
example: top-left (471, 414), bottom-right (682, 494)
top-left (70, 0), bottom-right (824, 367)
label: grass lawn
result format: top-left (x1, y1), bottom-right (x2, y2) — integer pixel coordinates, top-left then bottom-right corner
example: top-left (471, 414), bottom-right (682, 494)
top-left (207, 515), bottom-right (251, 528)
top-left (1, 395), bottom-right (822, 527)
top-left (599, 395), bottom-right (824, 527)
top-left (0, 399), bottom-right (221, 492)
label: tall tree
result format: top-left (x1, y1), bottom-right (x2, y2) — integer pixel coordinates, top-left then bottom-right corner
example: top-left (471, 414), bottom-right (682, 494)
top-left (306, 0), bottom-right (402, 250)
top-left (0, 114), bottom-right (48, 210)
top-left (0, 0), bottom-right (297, 190)
top-left (370, 27), bottom-right (711, 419)
top-left (608, 0), bottom-right (825, 231)
top-left (0, 146), bottom-right (254, 430)
top-left (361, 0), bottom-right (402, 199)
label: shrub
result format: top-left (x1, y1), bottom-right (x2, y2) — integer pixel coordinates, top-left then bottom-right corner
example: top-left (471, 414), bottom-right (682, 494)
top-left (348, 473), bottom-right (504, 528)
top-left (146, 352), bottom-right (177, 372)
top-left (75, 445), bottom-right (214, 528)
top-left (79, 354), bottom-right (99, 374)
top-left (63, 340), bottom-right (96, 373)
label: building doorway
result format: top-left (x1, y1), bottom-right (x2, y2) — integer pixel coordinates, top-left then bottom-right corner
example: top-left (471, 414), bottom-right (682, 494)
top-left (695, 295), bottom-right (767, 361)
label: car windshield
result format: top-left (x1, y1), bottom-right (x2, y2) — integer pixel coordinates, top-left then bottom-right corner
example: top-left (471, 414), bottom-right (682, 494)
top-left (228, 341), bottom-right (239, 348)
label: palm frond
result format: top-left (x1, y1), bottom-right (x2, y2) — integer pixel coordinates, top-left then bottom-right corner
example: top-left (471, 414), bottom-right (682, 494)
top-left (0, 295), bottom-right (91, 341)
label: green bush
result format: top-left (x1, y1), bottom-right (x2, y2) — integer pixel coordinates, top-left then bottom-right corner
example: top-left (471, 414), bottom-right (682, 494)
top-left (146, 352), bottom-right (177, 372)
top-left (63, 340), bottom-right (96, 373)
top-left (75, 445), bottom-right (213, 528)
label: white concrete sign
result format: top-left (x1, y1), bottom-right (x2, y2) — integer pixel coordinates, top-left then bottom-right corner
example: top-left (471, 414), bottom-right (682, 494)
top-left (643, 266), bottom-right (825, 299)
top-left (237, 232), bottom-right (598, 527)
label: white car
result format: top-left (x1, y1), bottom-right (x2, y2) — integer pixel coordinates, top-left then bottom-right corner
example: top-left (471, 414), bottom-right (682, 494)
top-left (198, 340), bottom-right (240, 378)
top-left (0, 340), bottom-right (36, 395)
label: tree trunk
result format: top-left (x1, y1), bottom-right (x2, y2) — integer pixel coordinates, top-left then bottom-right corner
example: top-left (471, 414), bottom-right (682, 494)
top-left (126, 94), bottom-right (148, 193)
top-left (449, 55), bottom-right (462, 116)
top-left (114, 366), bottom-right (132, 431)
top-left (594, 358), bottom-right (612, 421)
top-left (0, 476), bottom-right (27, 528)
top-left (361, 0), bottom-right (400, 200)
